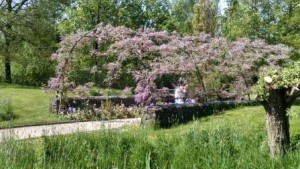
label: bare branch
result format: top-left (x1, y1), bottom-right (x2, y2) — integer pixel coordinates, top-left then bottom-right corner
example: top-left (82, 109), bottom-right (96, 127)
top-left (287, 82), bottom-right (300, 106)
top-left (69, 29), bottom-right (96, 54)
top-left (290, 82), bottom-right (300, 96)
top-left (13, 0), bottom-right (29, 12)
top-left (0, 0), bottom-right (5, 8)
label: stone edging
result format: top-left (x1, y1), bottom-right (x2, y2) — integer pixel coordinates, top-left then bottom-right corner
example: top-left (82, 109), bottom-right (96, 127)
top-left (0, 118), bottom-right (141, 142)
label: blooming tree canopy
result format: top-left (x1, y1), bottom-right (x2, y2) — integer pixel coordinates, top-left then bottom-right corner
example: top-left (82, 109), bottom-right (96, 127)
top-left (48, 23), bottom-right (298, 156)
top-left (47, 23), bottom-right (291, 104)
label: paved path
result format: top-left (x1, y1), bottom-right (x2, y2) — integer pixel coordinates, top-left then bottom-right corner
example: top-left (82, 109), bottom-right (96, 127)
top-left (0, 118), bottom-right (141, 141)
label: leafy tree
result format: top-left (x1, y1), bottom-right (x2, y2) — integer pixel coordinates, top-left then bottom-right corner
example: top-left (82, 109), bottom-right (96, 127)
top-left (221, 0), bottom-right (300, 51)
top-left (192, 0), bottom-right (219, 36)
top-left (0, 0), bottom-right (72, 85)
top-left (58, 0), bottom-right (120, 35)
top-left (0, 0), bottom-right (31, 83)
top-left (117, 0), bottom-right (145, 30)
top-left (142, 0), bottom-right (172, 30)
top-left (278, 0), bottom-right (300, 49)
top-left (166, 0), bottom-right (197, 35)
top-left (59, 0), bottom-right (172, 35)
top-left (221, 0), bottom-right (244, 40)
top-left (221, 0), bottom-right (265, 40)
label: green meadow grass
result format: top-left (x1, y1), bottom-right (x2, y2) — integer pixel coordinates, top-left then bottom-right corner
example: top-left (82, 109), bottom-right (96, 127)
top-left (0, 83), bottom-right (68, 128)
top-left (1, 105), bottom-right (300, 168)
top-left (0, 84), bottom-right (126, 128)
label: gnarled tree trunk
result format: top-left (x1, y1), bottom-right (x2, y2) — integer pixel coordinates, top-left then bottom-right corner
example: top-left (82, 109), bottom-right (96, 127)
top-left (262, 89), bottom-right (290, 157)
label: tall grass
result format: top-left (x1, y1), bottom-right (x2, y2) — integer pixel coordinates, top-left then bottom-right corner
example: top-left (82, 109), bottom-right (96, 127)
top-left (1, 103), bottom-right (300, 168)
top-left (0, 97), bottom-right (15, 121)
top-left (0, 127), bottom-right (299, 168)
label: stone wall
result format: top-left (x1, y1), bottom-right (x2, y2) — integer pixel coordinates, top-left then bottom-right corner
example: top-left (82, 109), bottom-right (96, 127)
top-left (141, 101), bottom-right (259, 128)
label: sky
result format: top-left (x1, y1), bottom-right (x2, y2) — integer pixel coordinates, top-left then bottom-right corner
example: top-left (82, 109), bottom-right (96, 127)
top-left (219, 0), bottom-right (228, 14)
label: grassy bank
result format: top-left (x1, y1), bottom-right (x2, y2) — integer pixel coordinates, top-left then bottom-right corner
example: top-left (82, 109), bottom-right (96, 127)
top-left (1, 105), bottom-right (300, 168)
top-left (0, 84), bottom-right (68, 128)
top-left (0, 84), bottom-right (127, 128)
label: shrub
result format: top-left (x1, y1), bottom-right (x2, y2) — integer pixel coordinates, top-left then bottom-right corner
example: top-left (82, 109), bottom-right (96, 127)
top-left (68, 100), bottom-right (142, 121)
top-left (0, 97), bottom-right (15, 121)
top-left (89, 88), bottom-right (104, 96)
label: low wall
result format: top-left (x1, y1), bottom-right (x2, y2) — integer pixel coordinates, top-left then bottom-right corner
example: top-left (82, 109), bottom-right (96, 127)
top-left (50, 96), bottom-right (136, 114)
top-left (142, 100), bottom-right (259, 128)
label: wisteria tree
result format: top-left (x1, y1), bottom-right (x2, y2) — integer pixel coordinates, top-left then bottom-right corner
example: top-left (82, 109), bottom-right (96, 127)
top-left (222, 39), bottom-right (291, 100)
top-left (48, 23), bottom-right (296, 156)
top-left (47, 24), bottom-right (133, 109)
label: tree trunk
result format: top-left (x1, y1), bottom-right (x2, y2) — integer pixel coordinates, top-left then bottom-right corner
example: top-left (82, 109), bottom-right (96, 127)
top-left (93, 41), bottom-right (99, 84)
top-left (3, 11), bottom-right (13, 83)
top-left (262, 89), bottom-right (290, 157)
top-left (195, 67), bottom-right (207, 102)
top-left (4, 42), bottom-right (12, 83)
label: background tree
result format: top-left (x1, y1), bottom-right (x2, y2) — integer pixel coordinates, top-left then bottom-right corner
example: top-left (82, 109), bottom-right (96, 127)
top-left (59, 0), bottom-right (172, 35)
top-left (278, 0), bottom-right (300, 50)
top-left (0, 0), bottom-right (31, 83)
top-left (221, 0), bottom-right (244, 40)
top-left (142, 0), bottom-right (172, 30)
top-left (166, 0), bottom-right (197, 35)
top-left (192, 0), bottom-right (219, 36)
top-left (58, 0), bottom-right (120, 35)
top-left (0, 0), bottom-right (72, 85)
top-left (221, 0), bottom-right (300, 52)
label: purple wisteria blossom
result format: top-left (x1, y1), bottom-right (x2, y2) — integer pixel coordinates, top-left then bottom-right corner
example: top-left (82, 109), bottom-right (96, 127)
top-left (47, 23), bottom-right (291, 105)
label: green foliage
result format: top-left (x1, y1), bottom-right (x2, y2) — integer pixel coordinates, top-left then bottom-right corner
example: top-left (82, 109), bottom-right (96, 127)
top-left (58, 0), bottom-right (120, 35)
top-left (192, 0), bottom-right (219, 35)
top-left (256, 61), bottom-right (300, 99)
top-left (89, 88), bottom-right (104, 96)
top-left (166, 0), bottom-right (196, 35)
top-left (221, 0), bottom-right (265, 40)
top-left (11, 47), bottom-right (55, 86)
top-left (69, 100), bottom-right (142, 121)
top-left (142, 0), bottom-right (172, 31)
top-left (0, 0), bottom-right (69, 85)
top-left (67, 51), bottom-right (97, 85)
top-left (222, 0), bottom-right (300, 49)
top-left (59, 0), bottom-right (172, 35)
top-left (0, 97), bottom-right (14, 121)
top-left (155, 74), bottom-right (181, 89)
top-left (205, 72), bottom-right (224, 93)
top-left (278, 0), bottom-right (300, 49)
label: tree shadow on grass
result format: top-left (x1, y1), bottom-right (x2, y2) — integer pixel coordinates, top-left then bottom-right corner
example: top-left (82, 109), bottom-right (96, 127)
top-left (153, 101), bottom-right (259, 128)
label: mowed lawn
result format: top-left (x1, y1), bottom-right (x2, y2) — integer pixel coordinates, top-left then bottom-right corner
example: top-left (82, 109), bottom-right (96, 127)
top-left (0, 84), bottom-right (68, 128)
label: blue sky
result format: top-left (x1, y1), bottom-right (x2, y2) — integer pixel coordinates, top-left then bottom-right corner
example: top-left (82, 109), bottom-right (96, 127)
top-left (219, 0), bottom-right (228, 14)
